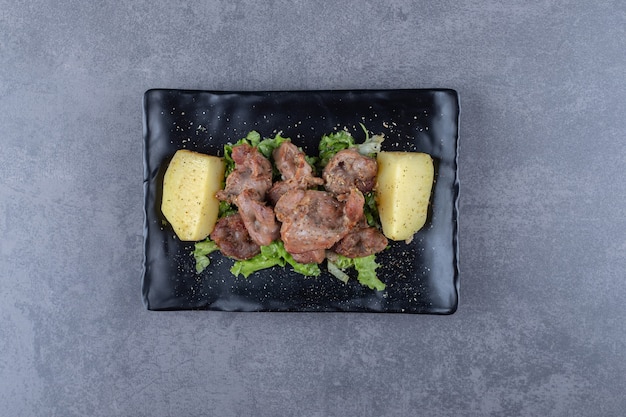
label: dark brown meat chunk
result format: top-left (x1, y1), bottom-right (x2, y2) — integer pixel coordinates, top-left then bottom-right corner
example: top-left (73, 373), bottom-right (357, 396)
top-left (210, 213), bottom-right (260, 260)
top-left (216, 144), bottom-right (273, 203)
top-left (273, 141), bottom-right (316, 180)
top-left (290, 249), bottom-right (326, 264)
top-left (235, 189), bottom-right (280, 247)
top-left (267, 180), bottom-right (295, 206)
top-left (274, 188), bottom-right (364, 255)
top-left (322, 148), bottom-right (378, 195)
top-left (333, 226), bottom-right (388, 258)
top-left (268, 142), bottom-right (324, 205)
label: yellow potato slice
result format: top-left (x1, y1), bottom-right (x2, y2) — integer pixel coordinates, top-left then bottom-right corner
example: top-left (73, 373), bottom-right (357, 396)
top-left (375, 151), bottom-right (434, 241)
top-left (161, 149), bottom-right (225, 241)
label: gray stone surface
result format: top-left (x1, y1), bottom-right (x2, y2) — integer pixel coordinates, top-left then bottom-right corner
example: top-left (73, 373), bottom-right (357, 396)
top-left (1, 1), bottom-right (625, 416)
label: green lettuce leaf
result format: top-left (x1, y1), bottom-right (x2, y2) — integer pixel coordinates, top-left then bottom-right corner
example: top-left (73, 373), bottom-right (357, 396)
top-left (317, 124), bottom-right (384, 168)
top-left (327, 253), bottom-right (386, 291)
top-left (327, 260), bottom-right (350, 283)
top-left (193, 239), bottom-right (220, 274)
top-left (354, 123), bottom-right (384, 156)
top-left (363, 191), bottom-right (380, 228)
top-left (318, 130), bottom-right (355, 167)
top-left (257, 132), bottom-right (289, 159)
top-left (231, 241), bottom-right (321, 278)
top-left (353, 255), bottom-right (385, 291)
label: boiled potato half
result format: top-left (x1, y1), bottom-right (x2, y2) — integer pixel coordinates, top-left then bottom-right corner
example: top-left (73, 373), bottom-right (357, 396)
top-left (161, 149), bottom-right (225, 241)
top-left (375, 151), bottom-right (434, 241)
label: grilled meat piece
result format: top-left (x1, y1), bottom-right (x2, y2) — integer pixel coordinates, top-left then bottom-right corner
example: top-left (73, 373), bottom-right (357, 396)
top-left (274, 188), bottom-right (364, 255)
top-left (290, 249), bottom-right (326, 264)
top-left (216, 143), bottom-right (273, 203)
top-left (235, 189), bottom-right (280, 247)
top-left (333, 225), bottom-right (388, 258)
top-left (210, 213), bottom-right (260, 260)
top-left (322, 148), bottom-right (378, 195)
top-left (268, 141), bottom-right (323, 205)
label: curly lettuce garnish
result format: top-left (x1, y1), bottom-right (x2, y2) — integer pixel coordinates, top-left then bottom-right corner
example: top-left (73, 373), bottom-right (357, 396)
top-left (193, 239), bottom-right (220, 274)
top-left (257, 132), bottom-right (290, 159)
top-left (363, 191), bottom-right (381, 228)
top-left (355, 124), bottom-right (385, 156)
top-left (231, 241), bottom-right (321, 278)
top-left (327, 253), bottom-right (385, 291)
top-left (318, 123), bottom-right (384, 167)
top-left (318, 130), bottom-right (356, 167)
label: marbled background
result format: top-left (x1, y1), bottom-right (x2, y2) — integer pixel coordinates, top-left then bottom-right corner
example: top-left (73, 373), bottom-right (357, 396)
top-left (1, 1), bottom-right (625, 416)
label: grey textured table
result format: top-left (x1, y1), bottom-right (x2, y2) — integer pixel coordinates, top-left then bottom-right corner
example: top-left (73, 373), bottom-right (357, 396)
top-left (1, 1), bottom-right (625, 416)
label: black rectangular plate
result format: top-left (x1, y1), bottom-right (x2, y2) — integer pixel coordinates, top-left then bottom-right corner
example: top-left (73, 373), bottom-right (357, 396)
top-left (142, 89), bottom-right (460, 313)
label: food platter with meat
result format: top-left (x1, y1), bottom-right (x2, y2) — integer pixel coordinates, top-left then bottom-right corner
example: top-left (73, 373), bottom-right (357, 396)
top-left (142, 89), bottom-right (459, 313)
